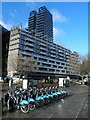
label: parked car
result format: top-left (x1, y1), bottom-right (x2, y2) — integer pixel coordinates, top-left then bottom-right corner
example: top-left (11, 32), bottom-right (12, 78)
top-left (75, 81), bottom-right (82, 85)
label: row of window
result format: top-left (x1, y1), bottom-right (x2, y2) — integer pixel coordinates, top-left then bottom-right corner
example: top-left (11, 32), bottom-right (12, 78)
top-left (20, 35), bottom-right (70, 56)
top-left (38, 67), bottom-right (66, 73)
top-left (10, 29), bottom-right (73, 55)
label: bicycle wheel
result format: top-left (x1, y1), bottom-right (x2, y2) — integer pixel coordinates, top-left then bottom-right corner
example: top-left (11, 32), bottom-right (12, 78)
top-left (29, 104), bottom-right (35, 111)
top-left (20, 104), bottom-right (29, 113)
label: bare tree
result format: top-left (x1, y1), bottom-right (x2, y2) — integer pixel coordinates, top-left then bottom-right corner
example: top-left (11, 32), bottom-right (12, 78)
top-left (79, 57), bottom-right (90, 75)
top-left (10, 54), bottom-right (37, 78)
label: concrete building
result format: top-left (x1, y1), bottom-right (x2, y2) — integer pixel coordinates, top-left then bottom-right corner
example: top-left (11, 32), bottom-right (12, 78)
top-left (7, 6), bottom-right (80, 80)
top-left (0, 25), bottom-right (10, 79)
top-left (7, 24), bottom-right (79, 80)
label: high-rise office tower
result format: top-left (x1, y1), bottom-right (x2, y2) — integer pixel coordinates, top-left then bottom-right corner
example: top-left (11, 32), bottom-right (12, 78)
top-left (37, 6), bottom-right (53, 41)
top-left (28, 10), bottom-right (37, 35)
top-left (28, 6), bottom-right (53, 41)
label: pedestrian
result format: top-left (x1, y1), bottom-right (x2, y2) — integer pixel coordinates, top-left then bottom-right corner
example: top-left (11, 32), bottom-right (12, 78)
top-left (41, 82), bottom-right (44, 88)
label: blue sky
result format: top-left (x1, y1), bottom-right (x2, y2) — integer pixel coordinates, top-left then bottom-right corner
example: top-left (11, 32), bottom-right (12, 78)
top-left (1, 2), bottom-right (88, 57)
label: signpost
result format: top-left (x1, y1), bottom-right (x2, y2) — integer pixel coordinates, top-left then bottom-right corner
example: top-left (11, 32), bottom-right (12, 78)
top-left (23, 79), bottom-right (28, 89)
top-left (9, 79), bottom-right (12, 88)
top-left (59, 78), bottom-right (64, 87)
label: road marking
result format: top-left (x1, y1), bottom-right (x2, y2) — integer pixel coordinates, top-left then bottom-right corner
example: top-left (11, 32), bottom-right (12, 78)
top-left (48, 114), bottom-right (54, 118)
top-left (84, 100), bottom-right (88, 109)
top-left (75, 103), bottom-right (84, 119)
top-left (75, 98), bottom-right (88, 119)
top-left (48, 114), bottom-right (53, 118)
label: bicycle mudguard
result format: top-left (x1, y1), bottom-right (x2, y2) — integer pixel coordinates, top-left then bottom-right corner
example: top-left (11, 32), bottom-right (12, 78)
top-left (43, 95), bottom-right (49, 99)
top-left (28, 98), bottom-right (35, 102)
top-left (60, 90), bottom-right (66, 94)
top-left (16, 92), bottom-right (20, 95)
top-left (36, 96), bottom-right (43, 101)
top-left (19, 100), bottom-right (28, 105)
top-left (48, 94), bottom-right (53, 97)
top-left (53, 93), bottom-right (57, 96)
top-left (56, 92), bottom-right (61, 94)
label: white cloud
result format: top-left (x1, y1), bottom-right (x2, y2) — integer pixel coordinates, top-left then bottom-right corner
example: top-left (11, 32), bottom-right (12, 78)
top-left (53, 27), bottom-right (65, 37)
top-left (53, 27), bottom-right (65, 45)
top-left (51, 9), bottom-right (68, 22)
top-left (10, 9), bottom-right (18, 18)
top-left (23, 22), bottom-right (28, 28)
top-left (0, 20), bottom-right (12, 30)
top-left (10, 12), bottom-right (15, 17)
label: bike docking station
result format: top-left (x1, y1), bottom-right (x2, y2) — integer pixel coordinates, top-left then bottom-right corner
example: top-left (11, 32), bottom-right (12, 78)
top-left (2, 77), bottom-right (69, 114)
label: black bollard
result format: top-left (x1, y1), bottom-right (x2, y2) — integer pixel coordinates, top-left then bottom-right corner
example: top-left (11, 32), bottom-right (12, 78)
top-left (1, 97), bottom-right (3, 114)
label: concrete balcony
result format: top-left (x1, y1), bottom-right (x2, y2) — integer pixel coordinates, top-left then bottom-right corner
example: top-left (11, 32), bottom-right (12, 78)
top-left (25, 43), bottom-right (34, 47)
top-left (50, 50), bottom-right (56, 54)
top-left (40, 47), bottom-right (47, 51)
top-left (39, 43), bottom-right (47, 47)
top-left (50, 54), bottom-right (56, 58)
top-left (50, 47), bottom-right (56, 50)
top-left (25, 38), bottom-right (35, 43)
top-left (39, 51), bottom-right (47, 55)
top-left (25, 47), bottom-right (34, 51)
